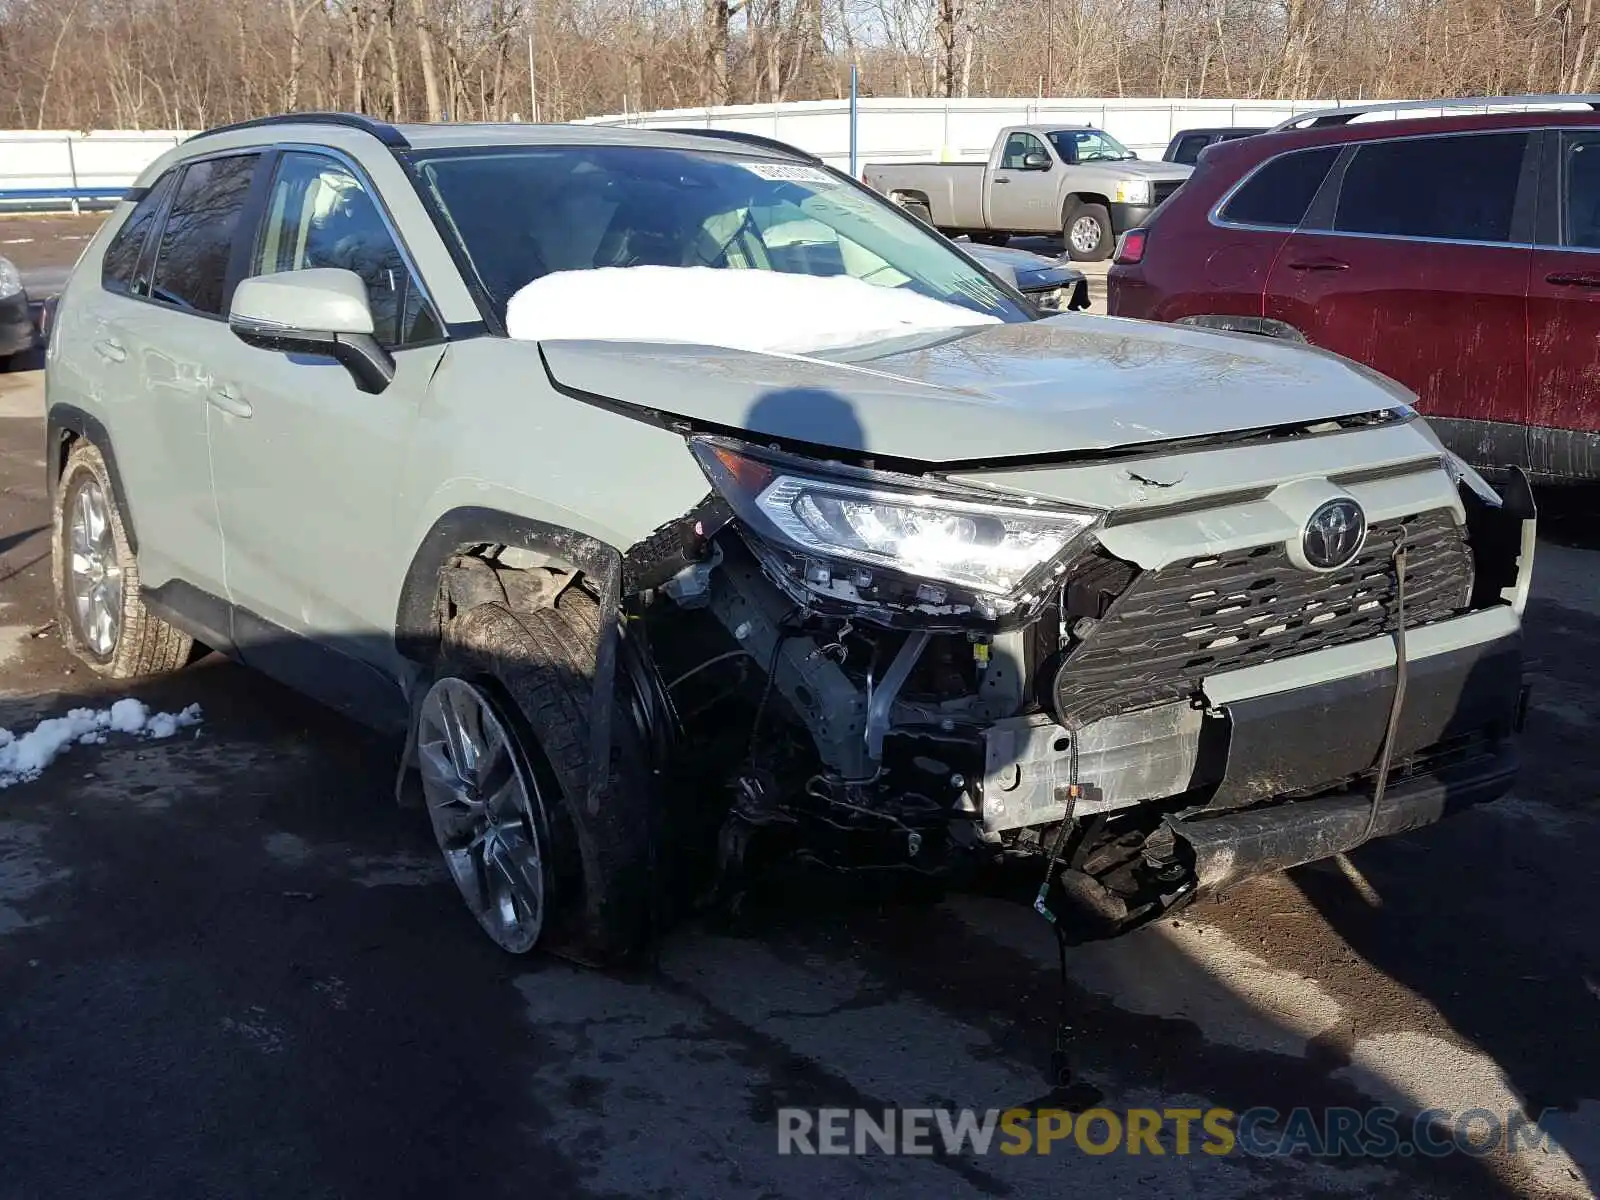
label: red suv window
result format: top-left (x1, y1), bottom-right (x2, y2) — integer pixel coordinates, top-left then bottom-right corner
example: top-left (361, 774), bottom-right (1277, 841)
top-left (1219, 147), bottom-right (1340, 229)
top-left (1331, 133), bottom-right (1528, 243)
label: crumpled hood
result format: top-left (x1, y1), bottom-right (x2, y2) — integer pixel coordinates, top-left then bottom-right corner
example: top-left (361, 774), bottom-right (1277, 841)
top-left (539, 314), bottom-right (1412, 465)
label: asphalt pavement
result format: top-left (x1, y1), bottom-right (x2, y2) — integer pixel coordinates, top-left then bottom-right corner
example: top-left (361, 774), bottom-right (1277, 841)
top-left (0, 223), bottom-right (1595, 1199)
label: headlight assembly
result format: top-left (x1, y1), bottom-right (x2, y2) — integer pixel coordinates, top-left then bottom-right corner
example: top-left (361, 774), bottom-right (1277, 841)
top-left (691, 437), bottom-right (1101, 607)
top-left (1113, 179), bottom-right (1152, 206)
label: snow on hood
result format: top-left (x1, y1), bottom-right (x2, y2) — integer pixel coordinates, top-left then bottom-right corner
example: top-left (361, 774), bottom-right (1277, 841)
top-left (505, 266), bottom-right (1000, 355)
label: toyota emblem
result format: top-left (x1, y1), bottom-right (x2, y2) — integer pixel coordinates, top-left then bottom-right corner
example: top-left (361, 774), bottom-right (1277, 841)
top-left (1302, 498), bottom-right (1367, 570)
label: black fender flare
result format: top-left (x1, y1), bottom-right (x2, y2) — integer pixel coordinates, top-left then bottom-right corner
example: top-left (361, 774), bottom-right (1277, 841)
top-left (394, 507), bottom-right (623, 811)
top-left (47, 404), bottom-right (138, 552)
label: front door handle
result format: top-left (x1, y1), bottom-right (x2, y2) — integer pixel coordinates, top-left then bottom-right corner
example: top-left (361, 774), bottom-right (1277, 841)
top-left (1285, 257), bottom-right (1350, 272)
top-left (206, 385), bottom-right (253, 419)
top-left (993, 176), bottom-right (1011, 184)
top-left (93, 338), bottom-right (126, 363)
top-left (1546, 270), bottom-right (1600, 288)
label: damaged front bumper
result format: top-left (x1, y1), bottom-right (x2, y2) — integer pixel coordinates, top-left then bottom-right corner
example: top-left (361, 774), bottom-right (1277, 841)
top-left (984, 606), bottom-right (1524, 884)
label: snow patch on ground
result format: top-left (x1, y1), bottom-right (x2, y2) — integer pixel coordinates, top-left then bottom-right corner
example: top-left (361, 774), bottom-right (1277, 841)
top-left (506, 265), bottom-right (1000, 355)
top-left (0, 700), bottom-right (203, 788)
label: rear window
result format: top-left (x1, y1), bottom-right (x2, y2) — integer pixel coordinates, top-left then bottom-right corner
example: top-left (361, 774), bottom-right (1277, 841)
top-left (101, 172), bottom-right (174, 297)
top-left (1334, 132), bottom-right (1529, 243)
top-left (1171, 135), bottom-right (1210, 166)
top-left (1219, 147), bottom-right (1339, 228)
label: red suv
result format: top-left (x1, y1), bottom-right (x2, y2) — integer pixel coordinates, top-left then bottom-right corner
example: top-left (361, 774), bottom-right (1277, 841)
top-left (1108, 97), bottom-right (1600, 482)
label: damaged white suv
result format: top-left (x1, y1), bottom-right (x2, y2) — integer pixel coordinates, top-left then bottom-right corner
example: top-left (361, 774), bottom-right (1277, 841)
top-left (46, 114), bottom-right (1535, 959)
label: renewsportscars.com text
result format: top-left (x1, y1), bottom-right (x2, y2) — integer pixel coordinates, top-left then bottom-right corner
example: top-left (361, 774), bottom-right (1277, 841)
top-left (777, 1106), bottom-right (1558, 1159)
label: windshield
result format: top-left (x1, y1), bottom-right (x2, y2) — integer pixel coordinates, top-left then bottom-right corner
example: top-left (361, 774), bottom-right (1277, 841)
top-left (1046, 129), bottom-right (1135, 163)
top-left (404, 145), bottom-right (1029, 325)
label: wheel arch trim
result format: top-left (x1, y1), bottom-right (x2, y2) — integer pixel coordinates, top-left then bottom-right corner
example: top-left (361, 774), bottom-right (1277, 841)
top-left (47, 403), bottom-right (138, 553)
top-left (394, 506), bottom-right (624, 813)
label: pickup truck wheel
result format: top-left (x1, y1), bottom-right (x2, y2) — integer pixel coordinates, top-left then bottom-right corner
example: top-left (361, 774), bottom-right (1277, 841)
top-left (899, 200), bottom-right (934, 226)
top-left (52, 440), bottom-right (193, 678)
top-left (425, 594), bottom-right (656, 962)
top-left (1063, 201), bottom-right (1113, 262)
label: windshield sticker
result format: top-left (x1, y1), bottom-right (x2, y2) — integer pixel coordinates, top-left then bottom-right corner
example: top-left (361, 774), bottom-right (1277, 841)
top-left (741, 161), bottom-right (839, 186)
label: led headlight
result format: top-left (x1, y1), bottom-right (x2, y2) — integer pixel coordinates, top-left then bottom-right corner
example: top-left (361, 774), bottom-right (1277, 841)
top-left (1113, 179), bottom-right (1152, 206)
top-left (692, 438), bottom-right (1100, 597)
top-left (0, 258), bottom-right (21, 301)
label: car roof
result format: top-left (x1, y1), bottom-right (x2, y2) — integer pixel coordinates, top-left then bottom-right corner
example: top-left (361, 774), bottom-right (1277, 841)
top-left (1190, 105), bottom-right (1600, 174)
top-left (182, 113), bottom-right (806, 160)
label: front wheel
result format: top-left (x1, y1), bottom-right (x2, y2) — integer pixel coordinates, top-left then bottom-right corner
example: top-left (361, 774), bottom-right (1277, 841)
top-left (1063, 201), bottom-right (1113, 262)
top-left (421, 594), bottom-right (658, 961)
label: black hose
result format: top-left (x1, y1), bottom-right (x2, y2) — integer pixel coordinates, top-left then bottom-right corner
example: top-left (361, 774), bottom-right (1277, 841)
top-left (1361, 543), bottom-right (1409, 846)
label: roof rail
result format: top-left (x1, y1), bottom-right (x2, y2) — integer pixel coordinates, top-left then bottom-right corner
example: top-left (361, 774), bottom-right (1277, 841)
top-left (1273, 94), bottom-right (1600, 131)
top-left (187, 112), bottom-right (410, 149)
top-left (659, 127), bottom-right (820, 162)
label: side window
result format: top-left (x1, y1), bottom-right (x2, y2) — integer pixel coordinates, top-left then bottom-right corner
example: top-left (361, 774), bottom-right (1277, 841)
top-left (1001, 132), bottom-right (1048, 170)
top-left (148, 154), bottom-right (260, 315)
top-left (1219, 147), bottom-right (1339, 228)
top-left (1562, 133), bottom-right (1600, 249)
top-left (101, 171), bottom-right (175, 297)
top-left (1334, 132), bottom-right (1529, 243)
top-left (251, 151), bottom-right (440, 348)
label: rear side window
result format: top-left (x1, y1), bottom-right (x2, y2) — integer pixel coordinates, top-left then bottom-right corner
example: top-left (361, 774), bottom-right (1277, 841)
top-left (1562, 133), bottom-right (1600, 249)
top-left (101, 172), bottom-right (175, 297)
top-left (1334, 132), bottom-right (1529, 243)
top-left (1219, 147), bottom-right (1339, 228)
top-left (149, 154), bottom-right (261, 315)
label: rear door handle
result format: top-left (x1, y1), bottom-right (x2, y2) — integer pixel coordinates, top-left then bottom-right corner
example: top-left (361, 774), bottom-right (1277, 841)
top-left (206, 385), bottom-right (253, 419)
top-left (1546, 271), bottom-right (1600, 288)
top-left (1285, 257), bottom-right (1350, 272)
top-left (93, 339), bottom-right (126, 363)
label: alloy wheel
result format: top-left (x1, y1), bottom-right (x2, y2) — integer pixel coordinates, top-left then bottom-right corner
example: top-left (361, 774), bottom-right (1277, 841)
top-left (417, 676), bottom-right (548, 952)
top-left (1069, 215), bottom-right (1103, 255)
top-left (67, 479), bottom-right (123, 658)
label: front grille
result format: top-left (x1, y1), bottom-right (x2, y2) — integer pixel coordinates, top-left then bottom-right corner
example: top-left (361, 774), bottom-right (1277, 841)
top-left (1053, 509), bottom-right (1473, 727)
top-left (1150, 179), bottom-right (1186, 207)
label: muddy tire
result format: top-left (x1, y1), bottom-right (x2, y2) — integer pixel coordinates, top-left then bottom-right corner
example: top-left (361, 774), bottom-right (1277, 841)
top-left (1063, 200), bottom-right (1113, 262)
top-left (426, 591), bottom-right (657, 963)
top-left (52, 439), bottom-right (192, 678)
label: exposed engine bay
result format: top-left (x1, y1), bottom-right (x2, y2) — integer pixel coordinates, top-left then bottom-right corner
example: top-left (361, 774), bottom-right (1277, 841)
top-left (607, 432), bottom-right (1534, 940)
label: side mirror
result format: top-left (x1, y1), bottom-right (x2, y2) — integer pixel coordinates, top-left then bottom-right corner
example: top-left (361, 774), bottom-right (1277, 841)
top-left (1021, 152), bottom-right (1052, 171)
top-left (229, 268), bottom-right (395, 394)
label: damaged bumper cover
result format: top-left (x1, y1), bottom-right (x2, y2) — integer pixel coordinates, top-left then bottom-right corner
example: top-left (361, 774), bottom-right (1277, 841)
top-left (982, 606), bottom-right (1525, 877)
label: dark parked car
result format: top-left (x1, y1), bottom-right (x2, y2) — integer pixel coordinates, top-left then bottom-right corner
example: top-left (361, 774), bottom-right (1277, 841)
top-left (1162, 126), bottom-right (1268, 165)
top-left (0, 256), bottom-right (32, 367)
top-left (1110, 96), bottom-right (1600, 482)
top-left (964, 241), bottom-right (1090, 311)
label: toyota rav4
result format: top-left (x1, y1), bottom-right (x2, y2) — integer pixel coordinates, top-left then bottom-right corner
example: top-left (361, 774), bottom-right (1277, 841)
top-left (46, 114), bottom-right (1535, 960)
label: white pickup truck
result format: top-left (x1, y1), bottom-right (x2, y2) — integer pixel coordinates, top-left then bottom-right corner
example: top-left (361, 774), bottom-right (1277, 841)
top-left (864, 125), bottom-right (1192, 261)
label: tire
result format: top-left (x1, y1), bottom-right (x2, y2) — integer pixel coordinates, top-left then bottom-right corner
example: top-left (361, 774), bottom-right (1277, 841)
top-left (1063, 200), bottom-right (1113, 262)
top-left (52, 439), bottom-right (192, 678)
top-left (972, 232), bottom-right (1010, 247)
top-left (900, 199), bottom-right (934, 226)
top-left (424, 592), bottom-right (658, 962)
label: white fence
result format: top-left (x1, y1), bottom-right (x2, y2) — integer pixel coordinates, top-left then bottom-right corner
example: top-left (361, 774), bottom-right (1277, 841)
top-left (580, 96), bottom-right (1342, 168)
top-left (0, 131), bottom-right (188, 205)
top-left (5, 95), bottom-right (1561, 204)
